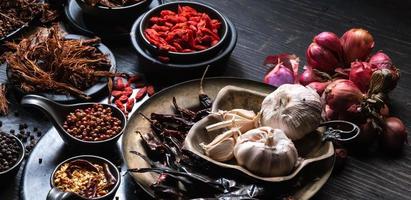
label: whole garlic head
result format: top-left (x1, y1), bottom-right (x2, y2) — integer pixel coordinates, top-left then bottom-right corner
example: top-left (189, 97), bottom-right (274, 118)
top-left (260, 84), bottom-right (322, 140)
top-left (233, 127), bottom-right (298, 177)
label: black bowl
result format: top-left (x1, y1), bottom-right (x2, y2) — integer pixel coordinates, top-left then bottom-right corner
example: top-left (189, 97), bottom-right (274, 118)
top-left (138, 1), bottom-right (229, 63)
top-left (0, 134), bottom-right (25, 183)
top-left (131, 13), bottom-right (237, 73)
top-left (75, 0), bottom-right (153, 20)
top-left (47, 155), bottom-right (121, 200)
top-left (20, 95), bottom-right (127, 149)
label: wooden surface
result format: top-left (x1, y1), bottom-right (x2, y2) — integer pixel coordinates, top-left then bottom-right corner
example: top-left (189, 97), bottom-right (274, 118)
top-left (1, 0), bottom-right (411, 199)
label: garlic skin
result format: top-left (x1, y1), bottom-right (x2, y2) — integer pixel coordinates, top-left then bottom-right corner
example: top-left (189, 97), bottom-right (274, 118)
top-left (233, 127), bottom-right (298, 177)
top-left (260, 84), bottom-right (322, 140)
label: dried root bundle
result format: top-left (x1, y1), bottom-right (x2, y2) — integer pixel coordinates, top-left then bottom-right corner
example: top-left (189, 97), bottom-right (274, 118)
top-left (4, 25), bottom-right (117, 99)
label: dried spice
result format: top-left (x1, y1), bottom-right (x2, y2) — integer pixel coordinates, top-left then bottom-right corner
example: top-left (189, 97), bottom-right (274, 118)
top-left (63, 104), bottom-right (122, 141)
top-left (4, 25), bottom-right (119, 99)
top-left (144, 5), bottom-right (222, 53)
top-left (84, 0), bottom-right (144, 8)
top-left (0, 84), bottom-right (8, 116)
top-left (0, 0), bottom-right (59, 39)
top-left (0, 132), bottom-right (22, 172)
top-left (53, 159), bottom-right (117, 199)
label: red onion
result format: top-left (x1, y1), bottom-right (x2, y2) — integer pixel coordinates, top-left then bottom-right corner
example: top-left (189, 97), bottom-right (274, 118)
top-left (306, 42), bottom-right (340, 73)
top-left (307, 81), bottom-right (330, 95)
top-left (381, 117), bottom-right (408, 153)
top-left (341, 28), bottom-right (374, 65)
top-left (263, 62), bottom-right (295, 87)
top-left (349, 61), bottom-right (376, 92)
top-left (314, 32), bottom-right (343, 58)
top-left (357, 118), bottom-right (379, 146)
top-left (324, 79), bottom-right (364, 111)
top-left (380, 104), bottom-right (389, 117)
top-left (264, 54), bottom-right (299, 82)
top-left (369, 51), bottom-right (393, 69)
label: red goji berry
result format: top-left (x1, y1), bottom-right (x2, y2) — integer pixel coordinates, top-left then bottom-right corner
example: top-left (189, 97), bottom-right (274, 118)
top-left (147, 85), bottom-right (155, 97)
top-left (126, 98), bottom-right (135, 111)
top-left (135, 87), bottom-right (147, 101)
top-left (118, 95), bottom-right (128, 103)
top-left (111, 90), bottom-right (123, 99)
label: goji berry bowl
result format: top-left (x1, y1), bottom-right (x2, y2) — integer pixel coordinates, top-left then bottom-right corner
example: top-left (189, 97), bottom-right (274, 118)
top-left (138, 1), bottom-right (230, 63)
top-left (75, 0), bottom-right (153, 20)
top-left (20, 95), bottom-right (127, 150)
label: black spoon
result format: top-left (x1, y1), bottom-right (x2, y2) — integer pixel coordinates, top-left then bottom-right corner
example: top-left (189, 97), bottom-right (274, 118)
top-left (20, 94), bottom-right (127, 148)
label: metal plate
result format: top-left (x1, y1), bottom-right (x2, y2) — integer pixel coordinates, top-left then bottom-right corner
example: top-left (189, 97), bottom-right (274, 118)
top-left (122, 77), bottom-right (335, 199)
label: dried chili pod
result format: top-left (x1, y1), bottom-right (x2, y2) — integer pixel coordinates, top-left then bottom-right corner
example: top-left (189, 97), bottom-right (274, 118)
top-left (126, 98), bottom-right (135, 111)
top-left (135, 87), bottom-right (147, 101)
top-left (172, 97), bottom-right (196, 120)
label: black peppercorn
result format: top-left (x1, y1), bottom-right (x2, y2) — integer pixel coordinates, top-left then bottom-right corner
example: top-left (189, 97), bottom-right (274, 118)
top-left (0, 132), bottom-right (22, 172)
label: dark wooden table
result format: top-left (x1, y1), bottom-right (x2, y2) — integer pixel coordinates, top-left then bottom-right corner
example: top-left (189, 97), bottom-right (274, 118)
top-left (1, 0), bottom-right (411, 199)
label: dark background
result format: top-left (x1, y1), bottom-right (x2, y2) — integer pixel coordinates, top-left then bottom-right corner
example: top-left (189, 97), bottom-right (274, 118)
top-left (1, 0), bottom-right (411, 199)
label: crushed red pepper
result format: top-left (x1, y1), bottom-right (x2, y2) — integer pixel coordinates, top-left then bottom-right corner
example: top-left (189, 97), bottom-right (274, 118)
top-left (144, 5), bottom-right (222, 54)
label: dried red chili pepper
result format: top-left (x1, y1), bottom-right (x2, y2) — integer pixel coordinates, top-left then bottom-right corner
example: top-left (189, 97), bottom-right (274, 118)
top-left (147, 85), bottom-right (155, 96)
top-left (126, 98), bottom-right (135, 111)
top-left (114, 100), bottom-right (124, 110)
top-left (135, 87), bottom-right (147, 101)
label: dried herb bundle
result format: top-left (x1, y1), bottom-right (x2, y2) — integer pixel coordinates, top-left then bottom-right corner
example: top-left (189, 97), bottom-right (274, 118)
top-left (84, 0), bottom-right (144, 8)
top-left (0, 0), bottom-right (58, 39)
top-left (4, 25), bottom-right (117, 99)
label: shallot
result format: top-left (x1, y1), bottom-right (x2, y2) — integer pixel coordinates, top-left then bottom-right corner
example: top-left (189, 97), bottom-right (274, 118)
top-left (381, 117), bottom-right (408, 154)
top-left (349, 61), bottom-right (375, 92)
top-left (340, 28), bottom-right (374, 64)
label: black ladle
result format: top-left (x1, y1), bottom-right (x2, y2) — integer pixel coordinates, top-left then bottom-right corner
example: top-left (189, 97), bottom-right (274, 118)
top-left (20, 94), bottom-right (127, 148)
top-left (320, 120), bottom-right (360, 144)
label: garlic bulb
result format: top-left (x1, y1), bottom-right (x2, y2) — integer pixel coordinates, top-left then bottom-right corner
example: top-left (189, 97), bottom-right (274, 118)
top-left (260, 84), bottom-right (322, 140)
top-left (206, 109), bottom-right (260, 133)
top-left (200, 129), bottom-right (241, 162)
top-left (233, 127), bottom-right (298, 177)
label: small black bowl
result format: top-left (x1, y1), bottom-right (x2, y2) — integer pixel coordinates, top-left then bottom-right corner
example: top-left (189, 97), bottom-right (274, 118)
top-left (75, 0), bottom-right (153, 20)
top-left (131, 13), bottom-right (237, 73)
top-left (0, 134), bottom-right (25, 183)
top-left (138, 1), bottom-right (229, 63)
top-left (47, 155), bottom-right (121, 200)
top-left (20, 95), bottom-right (127, 149)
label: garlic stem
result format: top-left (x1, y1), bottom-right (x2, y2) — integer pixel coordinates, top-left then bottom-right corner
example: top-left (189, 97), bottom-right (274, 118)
top-left (205, 119), bottom-right (242, 132)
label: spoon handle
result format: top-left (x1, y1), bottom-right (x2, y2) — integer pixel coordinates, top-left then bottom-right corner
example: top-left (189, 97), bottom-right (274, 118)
top-left (20, 94), bottom-right (67, 127)
top-left (46, 188), bottom-right (84, 200)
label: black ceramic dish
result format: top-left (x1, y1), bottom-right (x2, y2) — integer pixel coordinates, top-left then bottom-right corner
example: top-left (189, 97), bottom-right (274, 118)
top-left (5, 34), bottom-right (116, 103)
top-left (75, 0), bottom-right (153, 20)
top-left (20, 95), bottom-right (127, 149)
top-left (64, 0), bottom-right (160, 39)
top-left (46, 155), bottom-right (121, 200)
top-left (139, 1), bottom-right (229, 63)
top-left (131, 13), bottom-right (237, 72)
top-left (0, 134), bottom-right (25, 183)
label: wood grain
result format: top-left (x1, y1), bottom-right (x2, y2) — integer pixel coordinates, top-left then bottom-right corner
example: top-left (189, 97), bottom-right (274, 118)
top-left (1, 0), bottom-right (410, 199)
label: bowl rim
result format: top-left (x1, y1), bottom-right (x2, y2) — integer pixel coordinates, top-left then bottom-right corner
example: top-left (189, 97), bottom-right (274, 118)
top-left (60, 103), bottom-right (127, 144)
top-left (138, 1), bottom-right (229, 56)
top-left (49, 155), bottom-right (121, 199)
top-left (78, 0), bottom-right (149, 10)
top-left (0, 133), bottom-right (25, 175)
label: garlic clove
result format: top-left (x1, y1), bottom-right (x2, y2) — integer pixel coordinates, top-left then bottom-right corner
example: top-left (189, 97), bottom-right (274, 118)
top-left (206, 109), bottom-right (260, 133)
top-left (200, 129), bottom-right (240, 162)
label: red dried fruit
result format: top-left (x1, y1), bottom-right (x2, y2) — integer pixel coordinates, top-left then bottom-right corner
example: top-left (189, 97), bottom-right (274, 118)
top-left (135, 87), bottom-right (147, 101)
top-left (118, 95), bottom-right (128, 103)
top-left (126, 98), bottom-right (135, 111)
top-left (114, 100), bottom-right (124, 110)
top-left (147, 85), bottom-right (155, 96)
top-left (111, 90), bottom-right (123, 99)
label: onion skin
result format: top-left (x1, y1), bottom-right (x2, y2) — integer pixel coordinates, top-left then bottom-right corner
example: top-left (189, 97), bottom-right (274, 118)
top-left (381, 117), bottom-right (408, 154)
top-left (264, 54), bottom-right (299, 82)
top-left (264, 64), bottom-right (294, 87)
top-left (380, 104), bottom-right (390, 117)
top-left (324, 79), bottom-right (364, 111)
top-left (349, 61), bottom-right (376, 92)
top-left (369, 51), bottom-right (393, 69)
top-left (307, 81), bottom-right (331, 95)
top-left (341, 28), bottom-right (374, 65)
